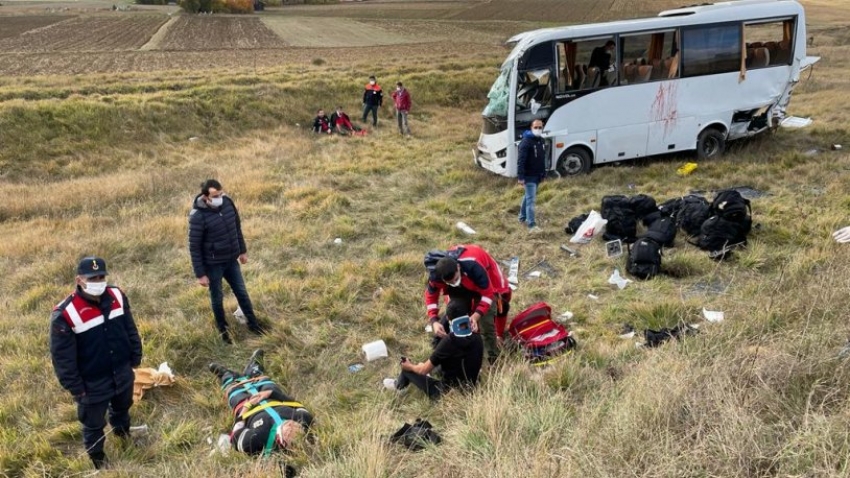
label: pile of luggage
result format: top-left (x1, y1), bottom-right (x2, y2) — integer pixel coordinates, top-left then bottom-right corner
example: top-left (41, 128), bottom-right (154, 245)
top-left (566, 189), bottom-right (754, 280)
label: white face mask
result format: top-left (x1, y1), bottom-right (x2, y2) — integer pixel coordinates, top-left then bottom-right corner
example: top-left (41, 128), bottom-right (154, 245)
top-left (446, 275), bottom-right (462, 288)
top-left (396, 87), bottom-right (402, 92)
top-left (84, 281), bottom-right (107, 296)
top-left (209, 196), bottom-right (223, 207)
top-left (369, 81), bottom-right (376, 85)
top-left (531, 128), bottom-right (543, 137)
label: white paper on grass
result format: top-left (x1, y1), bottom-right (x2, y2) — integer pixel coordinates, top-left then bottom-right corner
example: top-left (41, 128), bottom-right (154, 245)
top-left (780, 116), bottom-right (813, 128)
top-left (569, 210), bottom-right (607, 244)
top-left (702, 308), bottom-right (725, 323)
top-left (607, 269), bottom-right (632, 290)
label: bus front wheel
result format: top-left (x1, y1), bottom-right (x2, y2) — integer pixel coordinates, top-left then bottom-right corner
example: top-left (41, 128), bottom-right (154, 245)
top-left (697, 128), bottom-right (726, 160)
top-left (556, 148), bottom-right (591, 176)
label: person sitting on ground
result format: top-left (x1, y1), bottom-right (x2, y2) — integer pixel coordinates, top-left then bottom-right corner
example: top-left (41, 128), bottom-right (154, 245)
top-left (209, 349), bottom-right (313, 457)
top-left (312, 109), bottom-right (332, 134)
top-left (331, 106), bottom-right (358, 136)
top-left (385, 300), bottom-right (483, 400)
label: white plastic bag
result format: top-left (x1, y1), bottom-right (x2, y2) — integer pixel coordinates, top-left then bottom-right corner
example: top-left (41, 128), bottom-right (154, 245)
top-left (569, 210), bottom-right (607, 244)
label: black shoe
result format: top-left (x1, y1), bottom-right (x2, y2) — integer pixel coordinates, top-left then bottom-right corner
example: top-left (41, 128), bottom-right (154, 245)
top-left (209, 362), bottom-right (228, 378)
top-left (243, 348), bottom-right (265, 376)
top-left (220, 329), bottom-right (233, 344)
top-left (90, 452), bottom-right (107, 470)
top-left (247, 323), bottom-right (268, 336)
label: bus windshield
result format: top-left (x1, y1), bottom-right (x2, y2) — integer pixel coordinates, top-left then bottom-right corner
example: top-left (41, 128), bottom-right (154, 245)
top-left (483, 65), bottom-right (512, 118)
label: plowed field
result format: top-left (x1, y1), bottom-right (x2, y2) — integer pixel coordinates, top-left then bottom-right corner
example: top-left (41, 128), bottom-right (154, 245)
top-left (155, 16), bottom-right (287, 50)
top-left (0, 15), bottom-right (72, 40)
top-left (0, 14), bottom-right (168, 52)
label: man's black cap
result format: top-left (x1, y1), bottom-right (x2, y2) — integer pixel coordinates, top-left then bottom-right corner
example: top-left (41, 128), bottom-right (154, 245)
top-left (77, 257), bottom-right (108, 278)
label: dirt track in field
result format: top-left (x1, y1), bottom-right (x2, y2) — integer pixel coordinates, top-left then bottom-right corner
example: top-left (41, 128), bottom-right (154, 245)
top-left (155, 16), bottom-right (287, 50)
top-left (0, 14), bottom-right (168, 52)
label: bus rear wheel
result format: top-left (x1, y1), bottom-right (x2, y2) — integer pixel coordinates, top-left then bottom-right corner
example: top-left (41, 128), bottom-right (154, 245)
top-left (556, 147), bottom-right (591, 176)
top-left (697, 128), bottom-right (726, 160)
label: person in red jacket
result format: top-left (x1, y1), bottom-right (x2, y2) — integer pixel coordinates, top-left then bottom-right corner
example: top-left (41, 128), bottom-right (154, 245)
top-left (424, 245), bottom-right (512, 362)
top-left (391, 81), bottom-right (411, 136)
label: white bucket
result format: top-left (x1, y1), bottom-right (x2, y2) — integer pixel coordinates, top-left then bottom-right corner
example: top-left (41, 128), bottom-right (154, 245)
top-left (362, 340), bottom-right (388, 362)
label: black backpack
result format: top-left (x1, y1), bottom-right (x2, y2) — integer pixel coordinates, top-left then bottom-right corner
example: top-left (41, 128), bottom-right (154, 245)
top-left (390, 419), bottom-right (442, 451)
top-left (564, 213), bottom-right (588, 235)
top-left (710, 189), bottom-right (751, 222)
top-left (658, 197), bottom-right (683, 218)
top-left (643, 215), bottom-right (676, 248)
top-left (629, 194), bottom-right (658, 220)
top-left (696, 215), bottom-right (752, 253)
top-left (676, 195), bottom-right (711, 237)
top-left (601, 195), bottom-right (637, 243)
top-left (627, 237), bottom-right (662, 280)
top-left (423, 248), bottom-right (462, 279)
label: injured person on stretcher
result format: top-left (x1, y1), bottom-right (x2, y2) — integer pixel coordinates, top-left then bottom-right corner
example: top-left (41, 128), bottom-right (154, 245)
top-left (209, 349), bottom-right (313, 456)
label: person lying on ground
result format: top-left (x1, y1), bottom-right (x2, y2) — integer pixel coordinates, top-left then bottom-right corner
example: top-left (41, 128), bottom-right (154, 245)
top-left (312, 109), bottom-right (333, 134)
top-left (385, 301), bottom-right (483, 400)
top-left (209, 349), bottom-right (313, 456)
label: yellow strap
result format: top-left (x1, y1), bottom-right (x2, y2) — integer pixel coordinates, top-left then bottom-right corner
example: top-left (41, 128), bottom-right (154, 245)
top-left (240, 400), bottom-right (304, 420)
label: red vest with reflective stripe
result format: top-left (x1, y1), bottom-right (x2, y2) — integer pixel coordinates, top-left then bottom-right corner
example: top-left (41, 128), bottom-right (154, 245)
top-left (60, 287), bottom-right (124, 334)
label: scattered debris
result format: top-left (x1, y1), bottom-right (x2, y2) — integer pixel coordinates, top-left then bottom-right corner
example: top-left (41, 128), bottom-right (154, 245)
top-left (677, 162), bottom-right (698, 176)
top-left (525, 259), bottom-right (556, 278)
top-left (557, 311), bottom-right (574, 322)
top-left (362, 340), bottom-right (388, 362)
top-left (527, 270), bottom-right (542, 278)
top-left (644, 323), bottom-right (698, 348)
top-left (569, 210), bottom-right (606, 244)
top-left (560, 244), bottom-right (580, 257)
top-left (607, 269), bottom-right (632, 290)
top-left (618, 324), bottom-right (635, 339)
top-left (456, 221), bottom-right (476, 235)
top-left (587, 294), bottom-right (599, 301)
top-left (348, 364), bottom-right (364, 373)
top-left (507, 256), bottom-right (519, 286)
top-left (188, 136), bottom-right (199, 141)
top-left (780, 116), bottom-right (813, 128)
top-left (702, 308), bottom-right (725, 323)
top-left (832, 144), bottom-right (843, 151)
top-left (129, 424), bottom-right (149, 437)
top-left (234, 307), bottom-right (247, 324)
top-left (605, 239), bottom-right (623, 258)
top-left (804, 148), bottom-right (820, 156)
top-left (333, 237), bottom-right (343, 245)
top-left (425, 323), bottom-right (433, 333)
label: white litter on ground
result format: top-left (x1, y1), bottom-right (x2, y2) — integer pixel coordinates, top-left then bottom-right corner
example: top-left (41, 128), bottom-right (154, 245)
top-left (702, 308), bottom-right (725, 323)
top-left (780, 116), bottom-right (813, 128)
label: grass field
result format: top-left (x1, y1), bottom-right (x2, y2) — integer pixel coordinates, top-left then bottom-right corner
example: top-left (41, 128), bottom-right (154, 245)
top-left (2, 0), bottom-right (850, 477)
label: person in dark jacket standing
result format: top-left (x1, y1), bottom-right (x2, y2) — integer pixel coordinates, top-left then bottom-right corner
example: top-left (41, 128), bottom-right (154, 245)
top-left (517, 119), bottom-right (547, 233)
top-left (49, 257), bottom-right (143, 469)
top-left (188, 179), bottom-right (266, 343)
top-left (362, 75), bottom-right (383, 127)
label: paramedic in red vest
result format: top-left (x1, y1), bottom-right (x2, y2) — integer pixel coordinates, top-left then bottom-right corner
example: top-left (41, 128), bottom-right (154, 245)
top-left (362, 75), bottom-right (383, 127)
top-left (209, 350), bottom-right (313, 461)
top-left (49, 257), bottom-right (143, 470)
top-left (426, 245), bottom-right (512, 362)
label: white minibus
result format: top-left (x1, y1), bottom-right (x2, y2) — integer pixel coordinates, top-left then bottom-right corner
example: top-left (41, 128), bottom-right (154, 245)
top-left (474, 0), bottom-right (819, 177)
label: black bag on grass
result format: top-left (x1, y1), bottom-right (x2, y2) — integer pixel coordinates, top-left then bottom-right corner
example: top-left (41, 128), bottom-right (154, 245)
top-left (644, 323), bottom-right (699, 348)
top-left (658, 197), bottom-right (683, 218)
top-left (710, 189), bottom-right (751, 222)
top-left (565, 213), bottom-right (589, 235)
top-left (629, 194), bottom-right (658, 219)
top-left (390, 419), bottom-right (442, 451)
top-left (643, 216), bottom-right (677, 248)
top-left (627, 237), bottom-right (662, 280)
top-left (696, 215), bottom-right (752, 253)
top-left (602, 195), bottom-right (637, 242)
top-left (676, 195), bottom-right (711, 237)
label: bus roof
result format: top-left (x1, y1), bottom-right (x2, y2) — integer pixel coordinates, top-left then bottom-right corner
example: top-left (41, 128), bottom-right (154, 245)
top-left (504, 0), bottom-right (804, 65)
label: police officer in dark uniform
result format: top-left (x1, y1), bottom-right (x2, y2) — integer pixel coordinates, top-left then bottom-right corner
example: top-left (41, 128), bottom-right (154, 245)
top-left (209, 350), bottom-right (313, 460)
top-left (49, 257), bottom-right (143, 469)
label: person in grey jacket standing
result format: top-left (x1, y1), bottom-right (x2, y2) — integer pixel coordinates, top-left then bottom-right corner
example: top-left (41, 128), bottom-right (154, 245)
top-left (188, 179), bottom-right (266, 343)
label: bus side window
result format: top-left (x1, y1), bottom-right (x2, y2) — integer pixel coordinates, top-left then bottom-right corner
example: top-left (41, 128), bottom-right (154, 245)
top-left (681, 24), bottom-right (741, 77)
top-left (620, 30), bottom-right (678, 84)
top-left (744, 19), bottom-right (795, 68)
top-left (558, 38), bottom-right (615, 92)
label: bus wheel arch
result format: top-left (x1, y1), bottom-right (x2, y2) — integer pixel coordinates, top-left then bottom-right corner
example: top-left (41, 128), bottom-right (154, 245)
top-left (556, 146), bottom-right (593, 176)
top-left (697, 125), bottom-right (727, 160)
